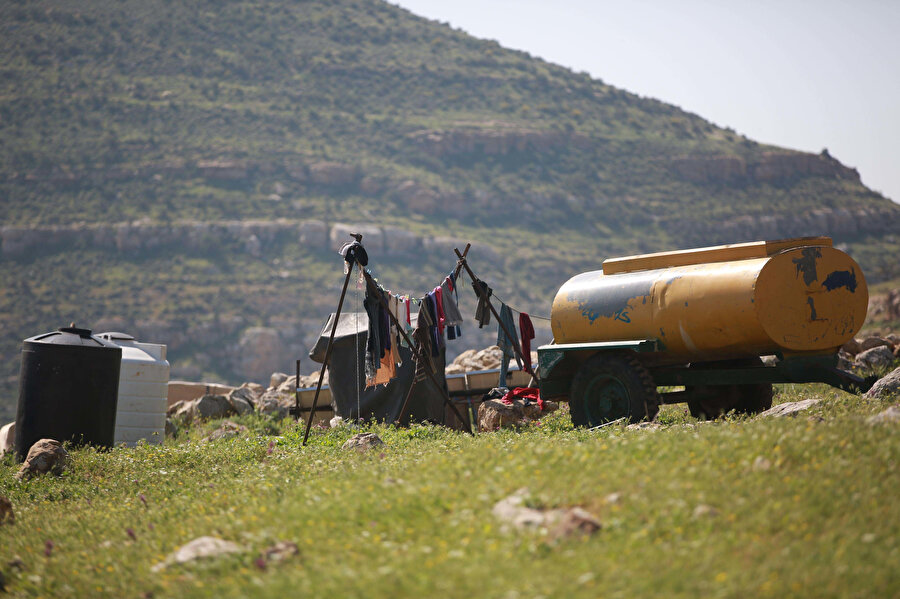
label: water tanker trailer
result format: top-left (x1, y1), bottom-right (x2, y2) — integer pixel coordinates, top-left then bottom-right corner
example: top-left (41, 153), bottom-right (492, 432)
top-left (537, 236), bottom-right (876, 426)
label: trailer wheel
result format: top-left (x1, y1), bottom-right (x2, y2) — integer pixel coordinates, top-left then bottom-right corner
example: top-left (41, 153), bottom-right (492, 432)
top-left (686, 358), bottom-right (773, 419)
top-left (569, 354), bottom-right (659, 426)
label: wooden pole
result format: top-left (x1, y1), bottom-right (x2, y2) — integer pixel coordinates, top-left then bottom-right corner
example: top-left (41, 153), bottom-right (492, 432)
top-left (363, 270), bottom-right (474, 436)
top-left (453, 248), bottom-right (537, 380)
top-left (301, 237), bottom-right (360, 446)
top-left (294, 358), bottom-right (301, 418)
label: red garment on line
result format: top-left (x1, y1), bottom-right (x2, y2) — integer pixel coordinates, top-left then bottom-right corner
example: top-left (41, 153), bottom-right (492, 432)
top-left (519, 313), bottom-right (535, 374)
top-left (434, 285), bottom-right (446, 336)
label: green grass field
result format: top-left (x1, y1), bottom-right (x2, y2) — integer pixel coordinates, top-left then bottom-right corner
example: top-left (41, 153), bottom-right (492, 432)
top-left (2, 384), bottom-right (898, 598)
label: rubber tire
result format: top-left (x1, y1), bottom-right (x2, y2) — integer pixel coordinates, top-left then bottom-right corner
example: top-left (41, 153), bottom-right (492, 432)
top-left (686, 358), bottom-right (774, 419)
top-left (569, 353), bottom-right (659, 427)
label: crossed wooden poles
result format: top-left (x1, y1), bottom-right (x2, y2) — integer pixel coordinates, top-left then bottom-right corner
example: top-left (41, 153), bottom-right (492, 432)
top-left (300, 237), bottom-right (536, 445)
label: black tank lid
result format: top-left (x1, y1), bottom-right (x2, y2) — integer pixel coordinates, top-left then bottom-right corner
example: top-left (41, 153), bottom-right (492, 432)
top-left (26, 326), bottom-right (120, 348)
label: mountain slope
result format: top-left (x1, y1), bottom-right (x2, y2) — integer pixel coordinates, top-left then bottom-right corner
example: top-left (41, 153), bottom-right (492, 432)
top-left (1, 0), bottom-right (898, 419)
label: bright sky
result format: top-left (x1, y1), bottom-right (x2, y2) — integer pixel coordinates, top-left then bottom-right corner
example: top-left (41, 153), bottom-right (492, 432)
top-left (393, 0), bottom-right (900, 203)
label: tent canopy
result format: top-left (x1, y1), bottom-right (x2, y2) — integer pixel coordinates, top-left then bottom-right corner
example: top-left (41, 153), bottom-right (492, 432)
top-left (309, 312), bottom-right (451, 426)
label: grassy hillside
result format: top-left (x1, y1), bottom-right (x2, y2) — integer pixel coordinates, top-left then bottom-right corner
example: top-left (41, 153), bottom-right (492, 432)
top-left (1, 0), bottom-right (899, 418)
top-left (1, 388), bottom-right (898, 597)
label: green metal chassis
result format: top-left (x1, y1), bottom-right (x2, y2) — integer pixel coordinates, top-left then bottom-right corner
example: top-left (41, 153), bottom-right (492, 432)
top-left (538, 339), bottom-right (876, 401)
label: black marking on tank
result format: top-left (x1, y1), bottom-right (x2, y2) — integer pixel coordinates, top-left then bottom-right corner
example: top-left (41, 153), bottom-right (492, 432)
top-left (822, 267), bottom-right (857, 293)
top-left (806, 297), bottom-right (826, 322)
top-left (569, 271), bottom-right (654, 324)
top-left (792, 247), bottom-right (821, 286)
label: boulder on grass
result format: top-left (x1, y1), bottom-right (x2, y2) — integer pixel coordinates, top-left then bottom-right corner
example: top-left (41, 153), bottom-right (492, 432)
top-left (256, 391), bottom-right (290, 419)
top-left (478, 397), bottom-right (556, 432)
top-left (15, 439), bottom-right (70, 481)
top-left (152, 536), bottom-right (244, 572)
top-left (206, 421), bottom-right (247, 441)
top-left (269, 372), bottom-right (289, 389)
top-left (492, 488), bottom-right (602, 542)
top-left (866, 367), bottom-right (900, 399)
top-left (196, 394), bottom-right (233, 420)
top-left (342, 432), bottom-right (384, 452)
top-left (866, 405), bottom-right (900, 425)
top-left (855, 346), bottom-right (895, 371)
top-left (859, 337), bottom-right (892, 352)
top-left (758, 399), bottom-right (820, 418)
top-left (227, 387), bottom-right (257, 415)
top-left (0, 495), bottom-right (13, 525)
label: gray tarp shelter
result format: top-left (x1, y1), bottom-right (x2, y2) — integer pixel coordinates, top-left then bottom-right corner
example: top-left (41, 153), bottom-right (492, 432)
top-left (309, 312), bottom-right (453, 426)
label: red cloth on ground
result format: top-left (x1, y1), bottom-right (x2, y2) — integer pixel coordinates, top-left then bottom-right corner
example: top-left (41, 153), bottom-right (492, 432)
top-left (500, 387), bottom-right (543, 411)
top-left (519, 312), bottom-right (535, 374)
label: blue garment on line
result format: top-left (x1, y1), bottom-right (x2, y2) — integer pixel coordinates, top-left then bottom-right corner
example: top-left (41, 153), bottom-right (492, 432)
top-left (496, 303), bottom-right (521, 387)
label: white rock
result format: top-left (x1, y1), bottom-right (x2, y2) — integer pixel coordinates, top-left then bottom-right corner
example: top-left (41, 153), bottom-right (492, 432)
top-left (152, 536), bottom-right (243, 572)
top-left (758, 399), bottom-right (820, 418)
top-left (0, 422), bottom-right (14, 457)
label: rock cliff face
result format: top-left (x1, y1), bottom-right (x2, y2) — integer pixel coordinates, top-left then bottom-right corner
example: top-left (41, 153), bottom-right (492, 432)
top-left (0, 220), bottom-right (502, 267)
top-left (409, 125), bottom-right (589, 157)
top-left (667, 206), bottom-right (900, 246)
top-left (671, 150), bottom-right (861, 184)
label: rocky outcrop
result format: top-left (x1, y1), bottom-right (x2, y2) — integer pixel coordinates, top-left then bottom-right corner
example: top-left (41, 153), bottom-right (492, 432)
top-left (308, 161), bottom-right (358, 186)
top-left (410, 125), bottom-right (589, 157)
top-left (0, 219), bottom-right (330, 257)
top-left (394, 181), bottom-right (440, 215)
top-left (671, 155), bottom-right (746, 183)
top-left (667, 206), bottom-right (900, 246)
top-left (671, 150), bottom-right (860, 184)
top-left (237, 327), bottom-right (287, 383)
top-left (196, 160), bottom-right (249, 181)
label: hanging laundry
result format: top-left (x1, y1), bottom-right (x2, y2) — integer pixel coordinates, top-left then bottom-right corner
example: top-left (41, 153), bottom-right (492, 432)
top-left (414, 301), bottom-right (437, 381)
top-left (423, 292), bottom-right (443, 357)
top-left (363, 288), bottom-right (383, 383)
top-left (338, 240), bottom-right (368, 272)
top-left (497, 303), bottom-right (522, 387)
top-left (519, 312), bottom-right (535, 375)
top-left (433, 285), bottom-right (446, 336)
top-left (446, 273), bottom-right (462, 340)
top-left (472, 278), bottom-right (493, 328)
top-left (440, 278), bottom-right (464, 326)
top-left (368, 350), bottom-right (394, 387)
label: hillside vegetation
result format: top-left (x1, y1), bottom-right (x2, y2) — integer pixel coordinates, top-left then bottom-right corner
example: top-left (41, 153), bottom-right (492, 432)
top-left (2, 0), bottom-right (899, 418)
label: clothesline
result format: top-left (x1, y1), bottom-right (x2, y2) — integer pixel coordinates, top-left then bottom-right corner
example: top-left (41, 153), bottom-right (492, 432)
top-left (453, 268), bottom-right (552, 322)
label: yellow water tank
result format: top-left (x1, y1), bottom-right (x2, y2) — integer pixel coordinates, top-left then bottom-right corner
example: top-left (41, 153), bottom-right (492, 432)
top-left (551, 237), bottom-right (867, 364)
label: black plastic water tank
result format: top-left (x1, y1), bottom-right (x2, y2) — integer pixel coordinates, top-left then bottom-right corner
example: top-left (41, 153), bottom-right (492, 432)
top-left (14, 326), bottom-right (122, 461)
